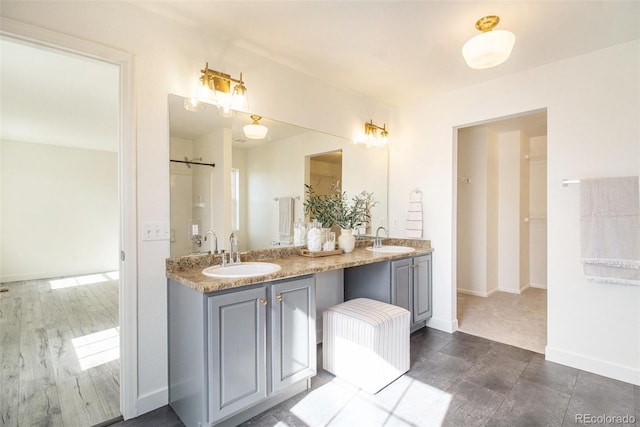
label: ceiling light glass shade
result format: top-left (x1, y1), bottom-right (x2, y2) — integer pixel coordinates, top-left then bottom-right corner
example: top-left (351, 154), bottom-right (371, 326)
top-left (462, 29), bottom-right (516, 69)
top-left (243, 123), bottom-right (268, 139)
top-left (243, 115), bottom-right (268, 139)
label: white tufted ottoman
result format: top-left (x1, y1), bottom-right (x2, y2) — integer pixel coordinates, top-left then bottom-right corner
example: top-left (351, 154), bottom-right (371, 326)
top-left (322, 298), bottom-right (410, 393)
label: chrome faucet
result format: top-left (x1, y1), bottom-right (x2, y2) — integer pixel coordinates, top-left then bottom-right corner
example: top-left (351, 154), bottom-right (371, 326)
top-left (204, 230), bottom-right (217, 254)
top-left (374, 226), bottom-right (387, 248)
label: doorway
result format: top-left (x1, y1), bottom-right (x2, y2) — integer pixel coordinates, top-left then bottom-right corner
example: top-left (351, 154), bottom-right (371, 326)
top-left (306, 150), bottom-right (343, 234)
top-left (307, 150), bottom-right (343, 197)
top-left (0, 27), bottom-right (134, 424)
top-left (455, 110), bottom-right (548, 354)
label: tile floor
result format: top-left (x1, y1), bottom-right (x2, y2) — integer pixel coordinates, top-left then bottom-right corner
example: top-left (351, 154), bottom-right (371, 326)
top-left (110, 328), bottom-right (639, 427)
top-left (457, 288), bottom-right (547, 354)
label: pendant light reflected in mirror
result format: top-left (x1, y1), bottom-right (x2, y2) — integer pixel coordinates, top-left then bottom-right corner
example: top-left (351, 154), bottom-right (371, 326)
top-left (243, 115), bottom-right (269, 139)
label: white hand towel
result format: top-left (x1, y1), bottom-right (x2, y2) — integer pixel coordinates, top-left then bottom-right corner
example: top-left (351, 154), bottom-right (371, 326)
top-left (278, 197), bottom-right (294, 243)
top-left (406, 200), bottom-right (423, 239)
top-left (580, 176), bottom-right (639, 285)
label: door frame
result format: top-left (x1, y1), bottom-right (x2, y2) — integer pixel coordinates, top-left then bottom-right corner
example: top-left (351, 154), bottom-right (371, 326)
top-left (0, 18), bottom-right (139, 419)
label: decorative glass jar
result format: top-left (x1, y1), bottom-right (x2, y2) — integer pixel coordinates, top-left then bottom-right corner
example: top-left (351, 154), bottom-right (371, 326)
top-left (306, 220), bottom-right (323, 252)
top-left (294, 219), bottom-right (307, 246)
top-left (323, 231), bottom-right (336, 251)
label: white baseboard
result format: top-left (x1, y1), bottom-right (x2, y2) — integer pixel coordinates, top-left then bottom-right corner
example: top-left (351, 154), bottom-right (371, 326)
top-left (136, 387), bottom-right (169, 417)
top-left (497, 287), bottom-right (522, 295)
top-left (456, 288), bottom-right (498, 298)
top-left (545, 346), bottom-right (640, 386)
top-left (426, 316), bottom-right (458, 333)
top-left (0, 267), bottom-right (119, 284)
top-left (530, 282), bottom-right (547, 289)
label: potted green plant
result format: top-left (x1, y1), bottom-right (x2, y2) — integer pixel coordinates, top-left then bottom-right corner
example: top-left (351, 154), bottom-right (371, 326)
top-left (303, 183), bottom-right (341, 228)
top-left (303, 184), bottom-right (341, 251)
top-left (335, 190), bottom-right (376, 230)
top-left (304, 183), bottom-right (376, 253)
top-left (335, 189), bottom-right (376, 253)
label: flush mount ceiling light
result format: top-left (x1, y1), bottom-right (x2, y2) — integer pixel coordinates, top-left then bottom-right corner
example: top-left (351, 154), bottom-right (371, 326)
top-left (355, 120), bottom-right (389, 148)
top-left (185, 62), bottom-right (249, 114)
top-left (462, 15), bottom-right (516, 69)
top-left (243, 115), bottom-right (269, 139)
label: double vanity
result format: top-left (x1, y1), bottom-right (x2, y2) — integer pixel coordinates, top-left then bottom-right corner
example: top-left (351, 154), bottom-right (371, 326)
top-left (166, 238), bottom-right (433, 427)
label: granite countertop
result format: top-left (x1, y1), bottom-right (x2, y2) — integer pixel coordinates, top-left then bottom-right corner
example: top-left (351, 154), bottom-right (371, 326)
top-left (166, 238), bottom-right (432, 294)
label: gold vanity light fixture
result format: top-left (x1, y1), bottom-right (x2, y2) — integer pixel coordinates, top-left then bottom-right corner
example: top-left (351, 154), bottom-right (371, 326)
top-left (243, 115), bottom-right (269, 139)
top-left (356, 119), bottom-right (389, 147)
top-left (462, 15), bottom-right (516, 69)
top-left (185, 62), bottom-right (249, 115)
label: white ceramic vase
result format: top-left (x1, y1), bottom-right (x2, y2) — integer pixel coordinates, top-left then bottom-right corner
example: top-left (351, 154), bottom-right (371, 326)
top-left (338, 228), bottom-right (356, 253)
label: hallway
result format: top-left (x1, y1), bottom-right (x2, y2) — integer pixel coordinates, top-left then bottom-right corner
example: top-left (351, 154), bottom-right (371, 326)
top-left (457, 288), bottom-right (547, 354)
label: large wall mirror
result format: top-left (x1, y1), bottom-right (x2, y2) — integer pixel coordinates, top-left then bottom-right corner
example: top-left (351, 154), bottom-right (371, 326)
top-left (169, 94), bottom-right (388, 256)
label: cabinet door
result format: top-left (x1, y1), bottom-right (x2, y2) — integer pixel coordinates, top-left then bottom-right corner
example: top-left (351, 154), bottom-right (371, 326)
top-left (270, 276), bottom-right (316, 393)
top-left (412, 253), bottom-right (432, 323)
top-left (208, 286), bottom-right (267, 422)
top-left (391, 258), bottom-right (412, 312)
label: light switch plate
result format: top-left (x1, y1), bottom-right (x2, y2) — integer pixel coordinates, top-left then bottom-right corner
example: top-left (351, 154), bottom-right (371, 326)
top-left (142, 221), bottom-right (171, 241)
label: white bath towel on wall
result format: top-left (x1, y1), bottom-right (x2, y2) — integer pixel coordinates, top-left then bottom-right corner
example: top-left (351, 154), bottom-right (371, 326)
top-left (406, 200), bottom-right (423, 239)
top-left (580, 176), bottom-right (640, 285)
top-left (279, 197), bottom-right (294, 243)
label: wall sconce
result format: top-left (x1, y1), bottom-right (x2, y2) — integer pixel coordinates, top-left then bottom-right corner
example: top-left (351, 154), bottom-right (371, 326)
top-left (355, 119), bottom-right (389, 147)
top-left (185, 62), bottom-right (249, 115)
top-left (243, 115), bottom-right (269, 139)
top-left (462, 16), bottom-right (516, 69)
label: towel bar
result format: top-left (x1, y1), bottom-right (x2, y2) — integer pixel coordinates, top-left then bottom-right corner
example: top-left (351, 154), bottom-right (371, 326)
top-left (273, 196), bottom-right (301, 201)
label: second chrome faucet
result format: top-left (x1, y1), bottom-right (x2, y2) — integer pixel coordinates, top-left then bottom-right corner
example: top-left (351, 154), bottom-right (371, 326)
top-left (222, 232), bottom-right (241, 266)
top-left (374, 226), bottom-right (387, 248)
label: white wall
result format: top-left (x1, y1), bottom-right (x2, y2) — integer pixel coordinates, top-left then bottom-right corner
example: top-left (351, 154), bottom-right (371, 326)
top-left (0, 1), bottom-right (390, 414)
top-left (529, 136), bottom-right (548, 288)
top-left (498, 130), bottom-right (528, 294)
top-left (518, 132), bottom-right (530, 292)
top-left (390, 40), bottom-right (640, 385)
top-left (1, 139), bottom-right (118, 282)
top-left (456, 127), bottom-right (490, 296)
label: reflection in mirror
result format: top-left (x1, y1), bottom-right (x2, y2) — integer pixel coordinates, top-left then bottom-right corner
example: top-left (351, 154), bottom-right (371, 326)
top-left (169, 94), bottom-right (388, 255)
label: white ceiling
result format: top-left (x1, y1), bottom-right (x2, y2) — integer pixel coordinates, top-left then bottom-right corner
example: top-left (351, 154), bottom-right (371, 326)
top-left (136, 1), bottom-right (639, 106)
top-left (1, 1), bottom-right (638, 149)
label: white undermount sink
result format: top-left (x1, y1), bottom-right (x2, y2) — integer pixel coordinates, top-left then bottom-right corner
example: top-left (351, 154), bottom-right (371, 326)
top-left (366, 245), bottom-right (416, 254)
top-left (202, 262), bottom-right (282, 278)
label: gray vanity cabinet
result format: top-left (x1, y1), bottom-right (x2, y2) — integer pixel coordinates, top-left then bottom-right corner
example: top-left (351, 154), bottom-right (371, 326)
top-left (208, 286), bottom-right (267, 423)
top-left (344, 253), bottom-right (432, 331)
top-left (270, 277), bottom-right (316, 393)
top-left (411, 254), bottom-right (432, 323)
top-left (392, 254), bottom-right (432, 325)
top-left (169, 275), bottom-right (316, 427)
